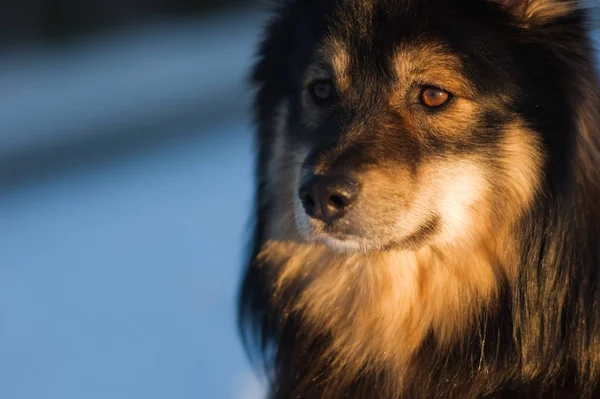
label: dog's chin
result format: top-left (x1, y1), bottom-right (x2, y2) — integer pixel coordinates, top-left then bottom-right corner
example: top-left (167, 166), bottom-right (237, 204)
top-left (294, 212), bottom-right (389, 254)
top-left (300, 230), bottom-right (378, 253)
top-left (315, 234), bottom-right (368, 253)
top-left (294, 210), bottom-right (437, 254)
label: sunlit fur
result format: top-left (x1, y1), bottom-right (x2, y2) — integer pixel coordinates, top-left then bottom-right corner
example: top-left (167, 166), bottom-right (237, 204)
top-left (239, 1), bottom-right (600, 398)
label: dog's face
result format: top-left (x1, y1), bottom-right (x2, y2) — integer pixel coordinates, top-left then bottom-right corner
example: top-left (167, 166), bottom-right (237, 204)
top-left (263, 0), bottom-right (576, 253)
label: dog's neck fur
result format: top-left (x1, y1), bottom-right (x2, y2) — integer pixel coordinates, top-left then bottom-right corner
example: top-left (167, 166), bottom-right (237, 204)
top-left (260, 232), bottom-right (517, 391)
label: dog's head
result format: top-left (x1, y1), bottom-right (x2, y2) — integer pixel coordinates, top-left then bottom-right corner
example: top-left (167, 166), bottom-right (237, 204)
top-left (257, 0), bottom-right (589, 253)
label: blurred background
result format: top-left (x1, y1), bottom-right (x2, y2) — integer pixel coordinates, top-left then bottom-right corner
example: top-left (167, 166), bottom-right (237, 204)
top-left (0, 1), bottom-right (267, 398)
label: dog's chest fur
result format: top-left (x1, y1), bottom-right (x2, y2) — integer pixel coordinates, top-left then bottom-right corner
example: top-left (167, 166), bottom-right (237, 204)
top-left (260, 239), bottom-right (510, 387)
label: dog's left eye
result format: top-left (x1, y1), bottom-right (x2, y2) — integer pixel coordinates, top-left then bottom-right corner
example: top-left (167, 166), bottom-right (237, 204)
top-left (420, 87), bottom-right (452, 108)
top-left (310, 80), bottom-right (334, 104)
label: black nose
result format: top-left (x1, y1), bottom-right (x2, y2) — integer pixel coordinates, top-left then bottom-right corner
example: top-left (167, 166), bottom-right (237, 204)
top-left (299, 174), bottom-right (360, 222)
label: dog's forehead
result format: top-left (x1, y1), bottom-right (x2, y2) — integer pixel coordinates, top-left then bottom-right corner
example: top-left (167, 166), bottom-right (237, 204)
top-left (326, 0), bottom-right (435, 36)
top-left (314, 35), bottom-right (470, 99)
top-left (319, 0), bottom-right (450, 68)
top-left (326, 0), bottom-right (394, 45)
top-left (328, 0), bottom-right (409, 26)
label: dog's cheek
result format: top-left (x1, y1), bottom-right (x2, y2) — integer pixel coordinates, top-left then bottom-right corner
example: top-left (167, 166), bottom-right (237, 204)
top-left (421, 159), bottom-right (492, 247)
top-left (345, 165), bottom-right (426, 247)
top-left (495, 122), bottom-right (545, 222)
top-left (265, 99), bottom-right (309, 241)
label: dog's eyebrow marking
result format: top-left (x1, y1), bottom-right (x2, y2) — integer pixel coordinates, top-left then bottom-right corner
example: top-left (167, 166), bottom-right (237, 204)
top-left (304, 64), bottom-right (331, 84)
top-left (392, 43), bottom-right (475, 99)
top-left (316, 37), bottom-right (351, 92)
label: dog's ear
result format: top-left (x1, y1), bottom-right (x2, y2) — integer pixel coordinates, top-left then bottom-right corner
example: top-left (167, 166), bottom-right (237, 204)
top-left (490, 0), bottom-right (586, 26)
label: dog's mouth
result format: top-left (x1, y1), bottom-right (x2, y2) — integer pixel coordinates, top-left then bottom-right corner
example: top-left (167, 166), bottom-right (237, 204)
top-left (294, 195), bottom-right (441, 253)
top-left (297, 221), bottom-right (373, 252)
top-left (291, 163), bottom-right (448, 252)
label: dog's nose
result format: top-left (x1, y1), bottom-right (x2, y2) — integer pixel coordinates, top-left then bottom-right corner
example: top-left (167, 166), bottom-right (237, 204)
top-left (299, 174), bottom-right (360, 222)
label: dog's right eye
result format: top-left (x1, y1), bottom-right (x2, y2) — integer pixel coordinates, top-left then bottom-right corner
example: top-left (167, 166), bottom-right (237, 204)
top-left (419, 87), bottom-right (452, 108)
top-left (309, 80), bottom-right (335, 104)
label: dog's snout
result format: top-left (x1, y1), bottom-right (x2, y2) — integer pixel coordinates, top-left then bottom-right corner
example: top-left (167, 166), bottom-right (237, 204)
top-left (299, 174), bottom-right (360, 222)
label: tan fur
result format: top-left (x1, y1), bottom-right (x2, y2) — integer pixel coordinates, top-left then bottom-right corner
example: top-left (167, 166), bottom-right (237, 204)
top-left (260, 239), bottom-right (503, 390)
top-left (319, 38), bottom-right (351, 93)
top-left (301, 39), bottom-right (352, 130)
top-left (389, 43), bottom-right (492, 146)
top-left (496, 123), bottom-right (545, 217)
top-left (391, 43), bottom-right (477, 101)
top-left (493, 0), bottom-right (581, 26)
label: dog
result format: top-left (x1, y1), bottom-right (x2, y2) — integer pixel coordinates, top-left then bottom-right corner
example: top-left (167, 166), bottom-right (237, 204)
top-left (238, 1), bottom-right (600, 397)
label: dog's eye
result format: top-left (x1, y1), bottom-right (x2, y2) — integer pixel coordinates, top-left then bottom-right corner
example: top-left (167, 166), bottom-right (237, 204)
top-left (310, 80), bottom-right (334, 104)
top-left (420, 87), bottom-right (452, 108)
